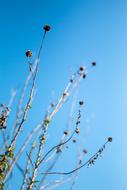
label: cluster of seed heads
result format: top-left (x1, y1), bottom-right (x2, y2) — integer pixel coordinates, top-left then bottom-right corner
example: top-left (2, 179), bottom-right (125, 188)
top-left (0, 104), bottom-right (10, 129)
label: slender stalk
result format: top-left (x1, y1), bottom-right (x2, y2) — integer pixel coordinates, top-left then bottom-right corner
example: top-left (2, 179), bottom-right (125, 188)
top-left (41, 141), bottom-right (109, 175)
top-left (10, 31), bottom-right (47, 149)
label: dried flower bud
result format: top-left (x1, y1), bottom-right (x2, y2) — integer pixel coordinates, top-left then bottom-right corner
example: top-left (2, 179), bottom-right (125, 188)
top-left (26, 50), bottom-right (32, 57)
top-left (108, 137), bottom-right (112, 142)
top-left (92, 62), bottom-right (96, 66)
top-left (83, 149), bottom-right (88, 154)
top-left (43, 25), bottom-right (51, 32)
top-left (75, 128), bottom-right (80, 134)
top-left (51, 102), bottom-right (55, 107)
top-left (79, 66), bottom-right (84, 71)
top-left (79, 159), bottom-right (82, 164)
top-left (56, 147), bottom-right (62, 153)
top-left (79, 101), bottom-right (84, 106)
top-left (63, 92), bottom-right (69, 97)
top-left (64, 131), bottom-right (68, 135)
top-left (73, 139), bottom-right (76, 143)
top-left (41, 136), bottom-right (46, 141)
top-left (83, 74), bottom-right (86, 79)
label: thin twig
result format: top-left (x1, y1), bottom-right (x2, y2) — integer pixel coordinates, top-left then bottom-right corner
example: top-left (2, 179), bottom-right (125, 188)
top-left (41, 141), bottom-right (109, 175)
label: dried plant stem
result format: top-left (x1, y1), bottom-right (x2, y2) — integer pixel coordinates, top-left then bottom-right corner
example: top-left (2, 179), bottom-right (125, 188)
top-left (38, 131), bottom-right (75, 188)
top-left (28, 114), bottom-right (75, 189)
top-left (41, 141), bottom-right (109, 175)
top-left (38, 95), bottom-right (78, 188)
top-left (40, 131), bottom-right (75, 166)
top-left (10, 31), bottom-right (47, 149)
top-left (28, 132), bottom-right (45, 190)
top-left (3, 122), bottom-right (43, 183)
top-left (20, 144), bottom-right (35, 190)
top-left (44, 175), bottom-right (74, 190)
top-left (4, 69), bottom-right (84, 183)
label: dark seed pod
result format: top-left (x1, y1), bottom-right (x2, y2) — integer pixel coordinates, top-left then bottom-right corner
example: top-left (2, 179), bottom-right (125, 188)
top-left (64, 131), bottom-right (68, 135)
top-left (75, 128), bottom-right (80, 134)
top-left (92, 62), bottom-right (96, 66)
top-left (51, 102), bottom-right (55, 107)
top-left (26, 50), bottom-right (32, 57)
top-left (73, 139), bottom-right (76, 143)
top-left (108, 137), bottom-right (112, 142)
top-left (83, 149), bottom-right (88, 154)
top-left (79, 66), bottom-right (84, 71)
top-left (83, 74), bottom-right (86, 79)
top-left (43, 25), bottom-right (51, 32)
top-left (79, 101), bottom-right (84, 106)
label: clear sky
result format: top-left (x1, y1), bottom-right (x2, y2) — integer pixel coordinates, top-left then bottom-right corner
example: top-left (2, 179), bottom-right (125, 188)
top-left (0, 0), bottom-right (127, 190)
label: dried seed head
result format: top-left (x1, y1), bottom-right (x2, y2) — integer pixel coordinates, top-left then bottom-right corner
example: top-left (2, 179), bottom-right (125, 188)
top-left (73, 139), bottom-right (76, 143)
top-left (83, 74), bottom-right (86, 79)
top-left (63, 92), bottom-right (69, 97)
top-left (79, 66), bottom-right (84, 71)
top-left (83, 149), bottom-right (88, 154)
top-left (56, 147), bottom-right (62, 153)
top-left (42, 136), bottom-right (46, 141)
top-left (0, 104), bottom-right (4, 107)
top-left (26, 50), bottom-right (32, 57)
top-left (64, 131), bottom-right (68, 135)
top-left (51, 102), bottom-right (55, 107)
top-left (70, 79), bottom-right (73, 83)
top-left (79, 101), bottom-right (84, 106)
top-left (43, 25), bottom-right (51, 32)
top-left (92, 62), bottom-right (96, 66)
top-left (108, 137), bottom-right (112, 142)
top-left (75, 128), bottom-right (80, 134)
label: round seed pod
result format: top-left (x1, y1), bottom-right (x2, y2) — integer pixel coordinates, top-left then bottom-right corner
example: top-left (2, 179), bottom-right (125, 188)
top-left (64, 131), bottom-right (68, 135)
top-left (79, 101), bottom-right (84, 106)
top-left (108, 137), bottom-right (112, 142)
top-left (73, 139), bottom-right (76, 143)
top-left (79, 66), bottom-right (84, 71)
top-left (26, 50), bottom-right (32, 57)
top-left (43, 25), bottom-right (51, 32)
top-left (92, 62), bottom-right (96, 66)
top-left (75, 128), bottom-right (80, 134)
top-left (83, 74), bottom-right (86, 79)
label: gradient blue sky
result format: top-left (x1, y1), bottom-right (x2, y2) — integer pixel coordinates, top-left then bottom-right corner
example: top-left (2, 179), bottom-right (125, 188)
top-left (0, 0), bottom-right (127, 189)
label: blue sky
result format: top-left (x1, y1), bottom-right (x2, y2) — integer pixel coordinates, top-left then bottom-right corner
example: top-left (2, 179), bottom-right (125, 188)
top-left (0, 0), bottom-right (127, 189)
